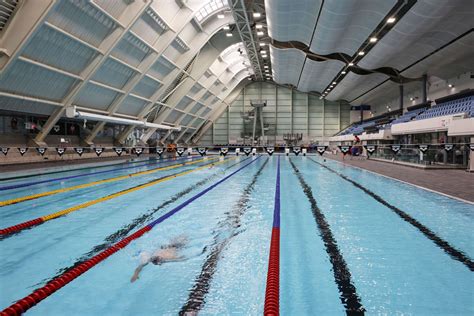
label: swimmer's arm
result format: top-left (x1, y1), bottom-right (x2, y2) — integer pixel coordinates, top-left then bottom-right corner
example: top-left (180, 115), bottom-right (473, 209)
top-left (131, 262), bottom-right (148, 283)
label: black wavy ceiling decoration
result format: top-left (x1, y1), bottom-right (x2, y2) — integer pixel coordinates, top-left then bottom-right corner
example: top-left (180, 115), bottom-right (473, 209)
top-left (272, 40), bottom-right (422, 84)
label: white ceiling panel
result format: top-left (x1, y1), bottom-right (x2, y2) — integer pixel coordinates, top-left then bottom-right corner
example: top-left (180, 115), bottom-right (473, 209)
top-left (266, 0), bottom-right (322, 46)
top-left (297, 59), bottom-right (345, 93)
top-left (270, 46), bottom-right (306, 87)
top-left (311, 0), bottom-right (396, 56)
top-left (358, 0), bottom-right (474, 71)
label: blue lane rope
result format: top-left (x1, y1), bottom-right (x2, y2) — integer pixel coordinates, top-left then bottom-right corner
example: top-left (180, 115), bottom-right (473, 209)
top-left (147, 156), bottom-right (262, 228)
top-left (0, 156), bottom-right (197, 191)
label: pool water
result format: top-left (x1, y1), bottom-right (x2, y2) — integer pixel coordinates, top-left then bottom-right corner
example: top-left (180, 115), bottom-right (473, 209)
top-left (0, 155), bottom-right (472, 315)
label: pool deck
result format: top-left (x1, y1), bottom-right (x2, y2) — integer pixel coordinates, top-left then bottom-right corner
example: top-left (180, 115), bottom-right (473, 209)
top-left (324, 154), bottom-right (474, 203)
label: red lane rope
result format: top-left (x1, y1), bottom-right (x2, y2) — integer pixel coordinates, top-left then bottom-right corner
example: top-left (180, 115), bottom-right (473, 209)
top-left (264, 156), bottom-right (280, 315)
top-left (0, 226), bottom-right (151, 316)
top-left (0, 157), bottom-right (260, 316)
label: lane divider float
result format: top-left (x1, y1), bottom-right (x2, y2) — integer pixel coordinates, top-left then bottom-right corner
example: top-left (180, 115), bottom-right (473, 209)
top-left (0, 157), bottom-right (206, 207)
top-left (0, 156), bottom-right (260, 316)
top-left (0, 157), bottom-right (226, 236)
top-left (264, 156), bottom-right (281, 316)
top-left (0, 156), bottom-right (198, 191)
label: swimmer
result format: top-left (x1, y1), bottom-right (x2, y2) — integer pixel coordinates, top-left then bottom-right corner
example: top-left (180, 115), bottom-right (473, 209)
top-left (131, 235), bottom-right (188, 283)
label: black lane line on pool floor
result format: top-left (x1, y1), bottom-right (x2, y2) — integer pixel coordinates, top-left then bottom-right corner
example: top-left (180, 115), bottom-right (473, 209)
top-left (179, 158), bottom-right (270, 315)
top-left (289, 159), bottom-right (365, 315)
top-left (309, 157), bottom-right (474, 272)
top-left (35, 158), bottom-right (250, 286)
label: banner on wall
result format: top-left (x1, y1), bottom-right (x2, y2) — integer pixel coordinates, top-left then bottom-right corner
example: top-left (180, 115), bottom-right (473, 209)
top-left (133, 147), bottom-right (143, 157)
top-left (292, 147), bottom-right (301, 156)
top-left (316, 146), bottom-right (327, 156)
top-left (338, 145), bottom-right (351, 155)
top-left (197, 147), bottom-right (207, 156)
top-left (243, 147), bottom-right (252, 156)
top-left (1, 147), bottom-right (9, 156)
top-left (220, 147), bottom-right (229, 156)
top-left (56, 148), bottom-right (66, 157)
top-left (94, 148), bottom-right (104, 156)
top-left (176, 147), bottom-right (185, 156)
top-left (417, 144), bottom-right (429, 153)
top-left (36, 148), bottom-right (47, 156)
top-left (390, 145), bottom-right (401, 154)
top-left (114, 147), bottom-right (124, 156)
top-left (74, 147), bottom-right (84, 156)
top-left (364, 145), bottom-right (377, 155)
top-left (156, 148), bottom-right (164, 156)
top-left (443, 144), bottom-right (453, 152)
top-left (18, 147), bottom-right (28, 156)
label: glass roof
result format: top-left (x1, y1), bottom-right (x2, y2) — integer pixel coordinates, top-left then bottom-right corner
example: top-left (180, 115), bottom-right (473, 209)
top-left (195, 0), bottom-right (228, 22)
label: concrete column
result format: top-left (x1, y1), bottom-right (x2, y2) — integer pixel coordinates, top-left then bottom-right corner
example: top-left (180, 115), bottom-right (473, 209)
top-left (399, 84), bottom-right (404, 111)
top-left (422, 74), bottom-right (428, 103)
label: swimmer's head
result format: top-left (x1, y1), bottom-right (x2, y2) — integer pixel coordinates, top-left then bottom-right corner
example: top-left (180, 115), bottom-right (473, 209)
top-left (150, 256), bottom-right (163, 265)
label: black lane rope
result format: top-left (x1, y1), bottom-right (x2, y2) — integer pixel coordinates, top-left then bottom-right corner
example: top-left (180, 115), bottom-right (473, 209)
top-left (308, 157), bottom-right (474, 272)
top-left (289, 159), bottom-right (365, 315)
top-left (33, 158), bottom-right (250, 286)
top-left (179, 158), bottom-right (270, 315)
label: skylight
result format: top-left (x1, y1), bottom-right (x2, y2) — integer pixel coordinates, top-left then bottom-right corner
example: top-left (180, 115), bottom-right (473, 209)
top-left (195, 0), bottom-right (229, 23)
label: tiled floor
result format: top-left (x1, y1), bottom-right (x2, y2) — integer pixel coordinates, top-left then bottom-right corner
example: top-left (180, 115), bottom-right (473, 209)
top-left (325, 154), bottom-right (474, 203)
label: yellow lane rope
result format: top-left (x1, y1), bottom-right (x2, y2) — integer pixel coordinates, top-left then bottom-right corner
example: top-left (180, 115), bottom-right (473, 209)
top-left (40, 157), bottom-right (233, 221)
top-left (0, 157), bottom-right (215, 207)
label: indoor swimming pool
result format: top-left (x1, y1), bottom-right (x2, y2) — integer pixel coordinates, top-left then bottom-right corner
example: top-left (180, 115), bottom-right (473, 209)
top-left (0, 155), bottom-right (473, 315)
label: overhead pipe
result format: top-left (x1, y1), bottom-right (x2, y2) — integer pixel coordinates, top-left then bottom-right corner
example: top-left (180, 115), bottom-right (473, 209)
top-left (65, 106), bottom-right (181, 131)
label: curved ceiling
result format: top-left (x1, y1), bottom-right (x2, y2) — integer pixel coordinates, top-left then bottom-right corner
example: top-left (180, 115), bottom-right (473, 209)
top-left (265, 0), bottom-right (473, 106)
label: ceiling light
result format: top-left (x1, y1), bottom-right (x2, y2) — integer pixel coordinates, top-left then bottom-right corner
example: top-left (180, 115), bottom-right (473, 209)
top-left (253, 12), bottom-right (261, 18)
top-left (341, 71), bottom-right (346, 74)
top-left (264, 65), bottom-right (269, 68)
top-left (260, 50), bottom-right (267, 54)
top-left (387, 17), bottom-right (396, 23)
top-left (448, 84), bottom-right (454, 88)
top-left (247, 77), bottom-right (252, 80)
top-left (259, 42), bottom-right (266, 46)
top-left (370, 37), bottom-right (378, 43)
top-left (348, 62), bottom-right (354, 66)
top-left (358, 51), bottom-right (365, 56)
top-left (256, 24), bottom-right (263, 29)
top-left (332, 81), bottom-right (337, 84)
top-left (217, 13), bottom-right (225, 19)
top-left (223, 25), bottom-right (230, 30)
top-left (226, 33), bottom-right (232, 37)
top-left (257, 31), bottom-right (264, 36)
top-left (410, 97), bottom-right (414, 101)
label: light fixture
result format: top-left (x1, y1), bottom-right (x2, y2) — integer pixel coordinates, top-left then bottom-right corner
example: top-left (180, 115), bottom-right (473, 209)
top-left (259, 42), bottom-right (266, 46)
top-left (257, 31), bottom-right (264, 36)
top-left (223, 25), bottom-right (230, 30)
top-left (264, 65), bottom-right (269, 68)
top-left (226, 32), bottom-right (232, 37)
top-left (448, 84), bottom-right (454, 88)
top-left (247, 77), bottom-right (252, 80)
top-left (256, 24), bottom-right (263, 29)
top-left (348, 62), bottom-right (354, 66)
top-left (370, 37), bottom-right (377, 43)
top-left (260, 50), bottom-right (267, 54)
top-left (66, 106), bottom-right (180, 131)
top-left (410, 97), bottom-right (414, 101)
top-left (358, 51), bottom-right (365, 56)
top-left (387, 17), bottom-right (396, 23)
top-left (253, 12), bottom-right (261, 18)
top-left (217, 13), bottom-right (225, 19)
top-left (332, 81), bottom-right (337, 84)
top-left (341, 71), bottom-right (346, 74)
